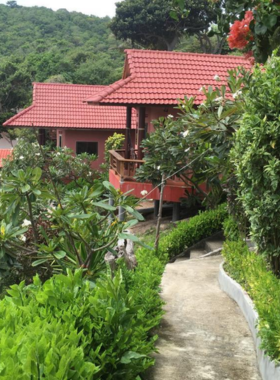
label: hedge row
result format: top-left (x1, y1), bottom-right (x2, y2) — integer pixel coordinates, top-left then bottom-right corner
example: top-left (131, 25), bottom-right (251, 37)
top-left (222, 240), bottom-right (280, 362)
top-left (0, 248), bottom-right (166, 380)
top-left (159, 203), bottom-right (228, 258)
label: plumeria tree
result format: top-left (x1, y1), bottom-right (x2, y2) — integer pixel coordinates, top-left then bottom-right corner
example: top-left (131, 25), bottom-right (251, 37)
top-left (136, 67), bottom-right (251, 210)
top-left (0, 140), bottom-right (144, 292)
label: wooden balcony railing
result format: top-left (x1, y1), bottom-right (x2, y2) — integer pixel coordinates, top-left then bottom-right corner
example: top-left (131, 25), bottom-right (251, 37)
top-left (109, 150), bottom-right (144, 181)
top-left (109, 150), bottom-right (189, 186)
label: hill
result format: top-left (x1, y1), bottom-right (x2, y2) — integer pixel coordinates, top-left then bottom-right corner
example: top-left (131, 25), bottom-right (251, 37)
top-left (0, 2), bottom-right (124, 127)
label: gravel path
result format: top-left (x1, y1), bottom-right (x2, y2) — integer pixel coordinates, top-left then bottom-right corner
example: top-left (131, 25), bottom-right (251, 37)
top-left (145, 256), bottom-right (261, 380)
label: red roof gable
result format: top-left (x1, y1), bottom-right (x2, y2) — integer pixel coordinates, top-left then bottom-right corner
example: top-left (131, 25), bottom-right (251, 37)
top-left (4, 83), bottom-right (136, 129)
top-left (0, 149), bottom-right (12, 168)
top-left (87, 49), bottom-right (252, 106)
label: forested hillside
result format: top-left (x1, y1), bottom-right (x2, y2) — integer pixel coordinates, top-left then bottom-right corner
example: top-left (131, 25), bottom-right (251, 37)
top-left (0, 2), bottom-right (124, 126)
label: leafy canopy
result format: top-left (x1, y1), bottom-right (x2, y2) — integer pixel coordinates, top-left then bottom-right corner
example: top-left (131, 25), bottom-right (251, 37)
top-left (110, 0), bottom-right (221, 51)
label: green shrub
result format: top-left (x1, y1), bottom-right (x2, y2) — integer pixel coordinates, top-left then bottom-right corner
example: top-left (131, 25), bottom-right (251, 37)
top-left (222, 240), bottom-right (280, 362)
top-left (159, 203), bottom-right (228, 258)
top-left (231, 53), bottom-right (280, 274)
top-left (223, 216), bottom-right (240, 241)
top-left (0, 255), bottom-right (165, 380)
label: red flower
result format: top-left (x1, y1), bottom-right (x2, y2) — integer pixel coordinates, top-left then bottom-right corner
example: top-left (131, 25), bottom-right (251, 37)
top-left (228, 11), bottom-right (254, 50)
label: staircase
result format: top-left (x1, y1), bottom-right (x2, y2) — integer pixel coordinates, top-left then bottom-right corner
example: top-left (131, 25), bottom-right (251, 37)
top-left (174, 232), bottom-right (224, 262)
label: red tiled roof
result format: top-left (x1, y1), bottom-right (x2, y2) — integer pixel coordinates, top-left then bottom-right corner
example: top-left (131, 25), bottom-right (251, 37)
top-left (4, 83), bottom-right (136, 129)
top-left (87, 49), bottom-right (252, 105)
top-left (0, 149), bottom-right (12, 168)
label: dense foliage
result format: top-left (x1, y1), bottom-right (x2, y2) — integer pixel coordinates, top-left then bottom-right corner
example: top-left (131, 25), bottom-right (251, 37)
top-left (159, 204), bottom-right (227, 259)
top-left (232, 53), bottom-right (280, 274)
top-left (0, 139), bottom-right (144, 292)
top-left (222, 239), bottom-right (280, 362)
top-left (0, 2), bottom-right (124, 130)
top-left (0, 244), bottom-right (166, 379)
top-left (136, 68), bottom-right (250, 209)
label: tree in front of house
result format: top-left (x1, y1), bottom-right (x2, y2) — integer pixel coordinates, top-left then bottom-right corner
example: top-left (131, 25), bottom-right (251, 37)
top-left (0, 139), bottom-right (144, 292)
top-left (136, 68), bottom-right (251, 210)
top-left (110, 0), bottom-right (222, 51)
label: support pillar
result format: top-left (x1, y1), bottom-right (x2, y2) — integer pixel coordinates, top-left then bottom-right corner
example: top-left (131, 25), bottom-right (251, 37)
top-left (172, 202), bottom-right (180, 222)
top-left (138, 107), bottom-right (146, 160)
top-left (38, 128), bottom-right (46, 146)
top-left (154, 200), bottom-right (160, 218)
top-left (118, 206), bottom-right (125, 222)
top-left (125, 106), bottom-right (132, 159)
top-left (109, 196), bottom-right (114, 223)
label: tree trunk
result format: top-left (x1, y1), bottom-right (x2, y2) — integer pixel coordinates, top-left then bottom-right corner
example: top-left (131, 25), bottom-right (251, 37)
top-left (166, 35), bottom-right (179, 51)
top-left (155, 174), bottom-right (166, 251)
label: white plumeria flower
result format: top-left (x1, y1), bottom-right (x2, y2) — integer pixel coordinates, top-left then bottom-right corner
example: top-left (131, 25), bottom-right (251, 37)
top-left (57, 152), bottom-right (61, 156)
top-left (22, 219), bottom-right (31, 227)
top-left (214, 74), bottom-right (220, 81)
top-left (141, 190), bottom-right (148, 196)
top-left (19, 155), bottom-right (24, 160)
top-left (157, 166), bottom-right (161, 170)
top-left (232, 90), bottom-right (242, 99)
top-left (35, 153), bottom-right (40, 156)
top-left (199, 86), bottom-right (205, 92)
top-left (185, 148), bottom-right (190, 153)
top-left (19, 235), bottom-right (26, 242)
top-left (215, 96), bottom-right (223, 103)
top-left (167, 114), bottom-right (174, 118)
top-left (183, 130), bottom-right (189, 137)
top-left (88, 171), bottom-right (92, 176)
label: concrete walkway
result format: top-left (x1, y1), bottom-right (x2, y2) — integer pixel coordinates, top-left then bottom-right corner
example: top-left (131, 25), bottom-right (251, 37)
top-left (145, 256), bottom-right (261, 380)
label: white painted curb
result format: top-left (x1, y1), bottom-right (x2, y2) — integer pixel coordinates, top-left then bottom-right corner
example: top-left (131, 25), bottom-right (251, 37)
top-left (219, 263), bottom-right (280, 380)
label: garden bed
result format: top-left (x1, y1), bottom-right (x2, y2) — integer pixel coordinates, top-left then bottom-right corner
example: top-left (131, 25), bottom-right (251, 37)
top-left (220, 240), bottom-right (280, 380)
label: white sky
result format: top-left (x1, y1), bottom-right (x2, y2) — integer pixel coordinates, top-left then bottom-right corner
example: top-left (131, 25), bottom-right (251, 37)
top-left (0, 0), bottom-right (121, 17)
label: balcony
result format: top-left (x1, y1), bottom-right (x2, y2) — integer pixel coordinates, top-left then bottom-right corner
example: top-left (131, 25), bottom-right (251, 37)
top-left (109, 149), bottom-right (144, 181)
top-left (108, 150), bottom-right (196, 202)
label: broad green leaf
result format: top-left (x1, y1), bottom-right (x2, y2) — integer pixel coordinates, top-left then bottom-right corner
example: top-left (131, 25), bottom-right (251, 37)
top-left (53, 251), bottom-right (67, 259)
top-left (32, 167), bottom-right (42, 181)
top-left (123, 205), bottom-right (144, 221)
top-left (21, 184), bottom-right (31, 193)
top-left (118, 233), bottom-right (139, 242)
top-left (92, 202), bottom-right (116, 211)
top-left (68, 213), bottom-right (93, 219)
top-left (32, 258), bottom-right (49, 267)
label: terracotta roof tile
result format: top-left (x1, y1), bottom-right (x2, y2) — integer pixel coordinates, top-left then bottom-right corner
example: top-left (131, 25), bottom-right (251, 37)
top-left (4, 83), bottom-right (136, 129)
top-left (0, 149), bottom-right (12, 168)
top-left (87, 50), bottom-right (252, 105)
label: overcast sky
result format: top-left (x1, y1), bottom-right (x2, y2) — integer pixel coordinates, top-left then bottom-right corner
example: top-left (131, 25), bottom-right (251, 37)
top-left (0, 0), bottom-right (121, 17)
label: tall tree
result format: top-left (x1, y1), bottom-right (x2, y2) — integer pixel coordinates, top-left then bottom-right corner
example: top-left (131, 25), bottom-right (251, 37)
top-left (0, 58), bottom-right (31, 136)
top-left (110, 0), bottom-right (222, 51)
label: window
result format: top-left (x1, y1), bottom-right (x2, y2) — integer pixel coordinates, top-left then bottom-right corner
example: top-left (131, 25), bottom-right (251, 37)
top-left (58, 134), bottom-right (62, 148)
top-left (76, 141), bottom-right (98, 155)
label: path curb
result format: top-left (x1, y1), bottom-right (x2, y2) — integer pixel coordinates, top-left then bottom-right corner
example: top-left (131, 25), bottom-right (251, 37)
top-left (219, 263), bottom-right (280, 380)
